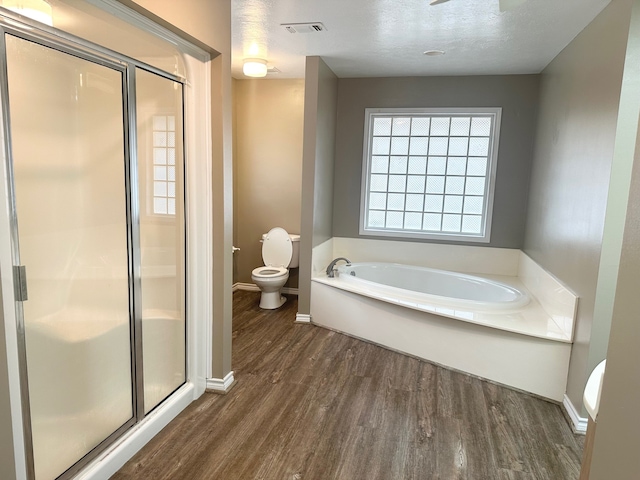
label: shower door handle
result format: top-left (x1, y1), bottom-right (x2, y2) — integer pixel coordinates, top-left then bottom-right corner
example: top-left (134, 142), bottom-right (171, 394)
top-left (13, 265), bottom-right (28, 301)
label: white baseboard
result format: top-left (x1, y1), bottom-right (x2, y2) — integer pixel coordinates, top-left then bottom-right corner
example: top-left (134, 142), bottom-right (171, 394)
top-left (295, 313), bottom-right (312, 324)
top-left (233, 282), bottom-right (299, 296)
top-left (563, 394), bottom-right (588, 434)
top-left (233, 282), bottom-right (259, 292)
top-left (206, 371), bottom-right (236, 394)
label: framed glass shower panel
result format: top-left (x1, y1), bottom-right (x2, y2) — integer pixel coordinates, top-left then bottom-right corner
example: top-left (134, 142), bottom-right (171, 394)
top-left (4, 34), bottom-right (134, 480)
top-left (135, 67), bottom-right (186, 414)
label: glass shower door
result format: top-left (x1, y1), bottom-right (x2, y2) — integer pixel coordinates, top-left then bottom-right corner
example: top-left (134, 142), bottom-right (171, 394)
top-left (135, 68), bottom-right (186, 414)
top-left (5, 34), bottom-right (134, 480)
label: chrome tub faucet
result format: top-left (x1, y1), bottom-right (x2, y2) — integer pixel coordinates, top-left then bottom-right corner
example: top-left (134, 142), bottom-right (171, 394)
top-left (326, 257), bottom-right (351, 278)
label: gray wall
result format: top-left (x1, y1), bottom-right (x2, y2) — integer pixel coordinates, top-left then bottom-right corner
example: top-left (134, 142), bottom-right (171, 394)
top-left (523, 0), bottom-right (631, 413)
top-left (332, 75), bottom-right (540, 248)
top-left (298, 57), bottom-right (338, 314)
top-left (233, 79), bottom-right (305, 288)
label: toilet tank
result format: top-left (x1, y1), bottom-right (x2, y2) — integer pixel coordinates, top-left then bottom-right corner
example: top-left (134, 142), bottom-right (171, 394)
top-left (288, 234), bottom-right (300, 268)
top-left (261, 233), bottom-right (300, 268)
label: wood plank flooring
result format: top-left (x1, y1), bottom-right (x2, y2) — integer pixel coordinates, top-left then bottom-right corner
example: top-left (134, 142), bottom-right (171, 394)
top-left (112, 291), bottom-right (584, 480)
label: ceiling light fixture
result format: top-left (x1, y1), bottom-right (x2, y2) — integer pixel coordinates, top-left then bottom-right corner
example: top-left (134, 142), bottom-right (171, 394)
top-left (242, 58), bottom-right (268, 78)
top-left (2, 0), bottom-right (53, 26)
top-left (429, 0), bottom-right (451, 5)
top-left (424, 50), bottom-right (445, 56)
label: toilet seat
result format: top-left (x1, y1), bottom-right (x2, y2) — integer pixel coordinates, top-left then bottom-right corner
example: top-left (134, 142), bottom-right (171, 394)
top-left (251, 266), bottom-right (288, 278)
top-left (262, 227), bottom-right (292, 267)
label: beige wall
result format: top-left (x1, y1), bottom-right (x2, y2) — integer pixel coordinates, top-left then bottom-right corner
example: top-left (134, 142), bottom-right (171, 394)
top-left (298, 57), bottom-right (338, 314)
top-left (523, 0), bottom-right (632, 413)
top-left (118, 0), bottom-right (229, 54)
top-left (233, 79), bottom-right (305, 288)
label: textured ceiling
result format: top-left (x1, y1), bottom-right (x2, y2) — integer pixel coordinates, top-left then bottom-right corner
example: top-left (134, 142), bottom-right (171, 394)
top-left (232, 0), bottom-right (611, 79)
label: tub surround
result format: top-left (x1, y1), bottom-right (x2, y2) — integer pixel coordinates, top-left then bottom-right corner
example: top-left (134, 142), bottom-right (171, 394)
top-left (311, 237), bottom-right (334, 278)
top-left (518, 253), bottom-right (578, 339)
top-left (314, 271), bottom-right (571, 343)
top-left (332, 237), bottom-right (520, 276)
top-left (310, 237), bottom-right (578, 401)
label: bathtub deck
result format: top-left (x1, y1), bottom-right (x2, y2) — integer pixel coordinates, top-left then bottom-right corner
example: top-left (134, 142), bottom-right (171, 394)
top-left (313, 274), bottom-right (572, 342)
top-left (311, 280), bottom-right (571, 401)
top-left (113, 291), bottom-right (584, 480)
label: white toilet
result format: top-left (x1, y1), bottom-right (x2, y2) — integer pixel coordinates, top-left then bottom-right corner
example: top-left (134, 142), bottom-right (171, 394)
top-left (251, 227), bottom-right (300, 309)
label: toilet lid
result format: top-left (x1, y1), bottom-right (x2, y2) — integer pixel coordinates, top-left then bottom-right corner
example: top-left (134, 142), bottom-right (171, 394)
top-left (262, 227), bottom-right (293, 267)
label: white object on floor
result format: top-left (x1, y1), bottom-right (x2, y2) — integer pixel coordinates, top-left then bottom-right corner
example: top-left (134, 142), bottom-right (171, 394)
top-left (584, 359), bottom-right (607, 421)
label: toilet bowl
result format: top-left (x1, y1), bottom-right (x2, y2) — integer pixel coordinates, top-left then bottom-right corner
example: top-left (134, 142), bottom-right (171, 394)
top-left (251, 227), bottom-right (300, 309)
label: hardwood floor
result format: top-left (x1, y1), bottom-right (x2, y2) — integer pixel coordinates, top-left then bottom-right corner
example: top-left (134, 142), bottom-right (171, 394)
top-left (113, 290), bottom-right (584, 480)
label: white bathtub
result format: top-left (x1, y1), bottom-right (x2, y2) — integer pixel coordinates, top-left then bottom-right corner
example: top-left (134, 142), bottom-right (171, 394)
top-left (311, 261), bottom-right (574, 401)
top-left (337, 262), bottom-right (530, 311)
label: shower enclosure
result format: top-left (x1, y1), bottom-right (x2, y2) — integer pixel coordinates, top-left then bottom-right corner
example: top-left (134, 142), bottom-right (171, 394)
top-left (0, 13), bottom-right (186, 480)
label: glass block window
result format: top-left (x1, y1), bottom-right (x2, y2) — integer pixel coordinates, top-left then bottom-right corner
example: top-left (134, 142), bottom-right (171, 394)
top-left (360, 108), bottom-right (501, 242)
top-left (152, 115), bottom-right (176, 215)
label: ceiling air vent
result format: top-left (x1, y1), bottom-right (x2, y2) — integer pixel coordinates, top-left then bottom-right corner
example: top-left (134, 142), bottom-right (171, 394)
top-left (281, 22), bottom-right (327, 34)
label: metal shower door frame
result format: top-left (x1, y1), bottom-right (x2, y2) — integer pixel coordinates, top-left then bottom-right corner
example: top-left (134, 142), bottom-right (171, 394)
top-left (0, 12), bottom-right (187, 480)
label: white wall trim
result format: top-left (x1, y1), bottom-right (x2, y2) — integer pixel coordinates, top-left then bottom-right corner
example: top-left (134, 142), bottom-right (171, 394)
top-left (563, 394), bottom-right (588, 434)
top-left (232, 282), bottom-right (299, 296)
top-left (76, 383), bottom-right (197, 480)
top-left (183, 51), bottom-right (211, 395)
top-left (295, 313), bottom-right (312, 324)
top-left (206, 371), bottom-right (236, 394)
top-left (90, 0), bottom-right (209, 62)
top-left (200, 58), bottom-right (214, 383)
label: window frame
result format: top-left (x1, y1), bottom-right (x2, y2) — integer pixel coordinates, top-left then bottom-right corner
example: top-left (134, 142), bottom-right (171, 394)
top-left (359, 107), bottom-right (502, 243)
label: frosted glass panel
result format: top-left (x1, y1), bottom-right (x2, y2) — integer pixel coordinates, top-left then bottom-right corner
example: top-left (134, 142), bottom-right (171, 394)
top-left (135, 68), bottom-right (186, 414)
top-left (6, 35), bottom-right (133, 480)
